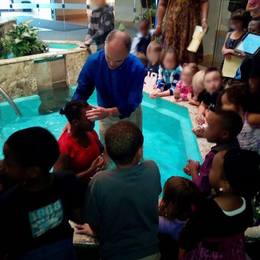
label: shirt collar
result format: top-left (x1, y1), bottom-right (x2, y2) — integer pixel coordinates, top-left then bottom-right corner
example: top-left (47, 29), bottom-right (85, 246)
top-left (212, 139), bottom-right (240, 152)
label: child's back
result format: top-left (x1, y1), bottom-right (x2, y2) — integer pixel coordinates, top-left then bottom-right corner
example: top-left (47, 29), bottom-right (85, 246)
top-left (86, 160), bottom-right (161, 259)
top-left (85, 121), bottom-right (161, 259)
top-left (0, 173), bottom-right (84, 259)
top-left (0, 127), bottom-right (85, 259)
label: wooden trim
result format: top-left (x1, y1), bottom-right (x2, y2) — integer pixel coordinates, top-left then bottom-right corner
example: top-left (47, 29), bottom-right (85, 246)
top-left (56, 13), bottom-right (87, 20)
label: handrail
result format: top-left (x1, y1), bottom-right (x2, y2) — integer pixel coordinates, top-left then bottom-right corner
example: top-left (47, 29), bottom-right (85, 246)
top-left (0, 87), bottom-right (22, 117)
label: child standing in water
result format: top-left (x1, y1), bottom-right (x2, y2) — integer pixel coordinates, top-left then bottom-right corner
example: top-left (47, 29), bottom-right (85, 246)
top-left (84, 0), bottom-right (114, 50)
top-left (55, 101), bottom-right (105, 182)
top-left (150, 49), bottom-right (182, 98)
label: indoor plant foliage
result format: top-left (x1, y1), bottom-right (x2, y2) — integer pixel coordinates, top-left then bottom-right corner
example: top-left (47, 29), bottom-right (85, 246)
top-left (1, 21), bottom-right (48, 57)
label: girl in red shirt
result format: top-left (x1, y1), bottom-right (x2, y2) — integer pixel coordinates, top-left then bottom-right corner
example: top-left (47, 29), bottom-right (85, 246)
top-left (54, 101), bottom-right (105, 182)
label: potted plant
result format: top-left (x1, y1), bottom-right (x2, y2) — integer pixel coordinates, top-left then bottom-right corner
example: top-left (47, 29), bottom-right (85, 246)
top-left (134, 1), bottom-right (157, 27)
top-left (1, 21), bottom-right (48, 58)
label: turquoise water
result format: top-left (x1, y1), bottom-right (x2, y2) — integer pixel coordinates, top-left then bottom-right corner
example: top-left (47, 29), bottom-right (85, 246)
top-left (48, 42), bottom-right (79, 50)
top-left (0, 92), bottom-right (201, 187)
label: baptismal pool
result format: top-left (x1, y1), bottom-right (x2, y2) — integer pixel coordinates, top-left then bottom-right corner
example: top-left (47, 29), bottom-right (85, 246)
top-left (0, 90), bottom-right (201, 187)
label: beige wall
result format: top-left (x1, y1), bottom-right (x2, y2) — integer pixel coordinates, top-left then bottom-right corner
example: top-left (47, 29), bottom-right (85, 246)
top-left (115, 0), bottom-right (142, 22)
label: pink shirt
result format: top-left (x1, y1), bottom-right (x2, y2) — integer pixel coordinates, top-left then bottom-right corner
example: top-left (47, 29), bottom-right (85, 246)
top-left (175, 80), bottom-right (193, 101)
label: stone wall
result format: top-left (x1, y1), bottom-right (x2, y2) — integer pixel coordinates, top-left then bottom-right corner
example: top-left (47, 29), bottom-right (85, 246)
top-left (0, 43), bottom-right (89, 100)
top-left (65, 50), bottom-right (88, 86)
top-left (0, 61), bottom-right (37, 98)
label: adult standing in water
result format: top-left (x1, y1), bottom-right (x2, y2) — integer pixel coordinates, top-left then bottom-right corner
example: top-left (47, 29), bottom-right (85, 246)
top-left (154, 0), bottom-right (209, 64)
top-left (72, 30), bottom-right (145, 140)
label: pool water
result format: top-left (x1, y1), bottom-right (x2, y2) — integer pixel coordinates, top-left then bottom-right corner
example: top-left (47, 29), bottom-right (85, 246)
top-left (0, 91), bottom-right (201, 187)
top-left (48, 42), bottom-right (79, 52)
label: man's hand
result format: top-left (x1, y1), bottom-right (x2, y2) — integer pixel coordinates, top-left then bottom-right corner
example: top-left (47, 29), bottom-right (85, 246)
top-left (86, 107), bottom-right (109, 121)
top-left (184, 160), bottom-right (200, 177)
top-left (75, 223), bottom-right (95, 236)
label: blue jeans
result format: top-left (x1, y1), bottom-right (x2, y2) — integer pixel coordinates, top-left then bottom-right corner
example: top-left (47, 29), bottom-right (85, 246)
top-left (17, 239), bottom-right (76, 260)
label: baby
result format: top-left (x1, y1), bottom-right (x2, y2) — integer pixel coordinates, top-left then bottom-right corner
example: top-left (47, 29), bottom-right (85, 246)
top-left (174, 63), bottom-right (198, 102)
top-left (144, 41), bottom-right (162, 89)
top-left (150, 48), bottom-right (182, 98)
top-left (189, 70), bottom-right (206, 106)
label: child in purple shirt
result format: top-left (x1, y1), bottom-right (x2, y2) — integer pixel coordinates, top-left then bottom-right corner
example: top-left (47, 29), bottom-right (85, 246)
top-left (184, 110), bottom-right (243, 195)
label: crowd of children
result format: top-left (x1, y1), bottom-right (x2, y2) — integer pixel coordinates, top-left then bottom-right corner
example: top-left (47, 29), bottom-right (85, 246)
top-left (0, 0), bottom-right (260, 259)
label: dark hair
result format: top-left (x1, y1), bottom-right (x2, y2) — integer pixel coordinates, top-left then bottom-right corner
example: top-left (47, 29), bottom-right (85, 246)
top-left (5, 127), bottom-right (59, 171)
top-left (224, 149), bottom-right (260, 197)
top-left (160, 48), bottom-right (179, 69)
top-left (218, 83), bottom-right (249, 111)
top-left (105, 121), bottom-right (143, 165)
top-left (230, 9), bottom-right (248, 28)
top-left (106, 30), bottom-right (132, 53)
top-left (159, 177), bottom-right (202, 221)
top-left (249, 17), bottom-right (260, 33)
top-left (215, 110), bottom-right (243, 139)
top-left (204, 67), bottom-right (222, 77)
top-left (60, 101), bottom-right (91, 123)
top-left (139, 18), bottom-right (150, 28)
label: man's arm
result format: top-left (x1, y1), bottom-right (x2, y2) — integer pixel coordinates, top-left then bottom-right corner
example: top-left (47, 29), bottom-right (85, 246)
top-left (72, 57), bottom-right (96, 101)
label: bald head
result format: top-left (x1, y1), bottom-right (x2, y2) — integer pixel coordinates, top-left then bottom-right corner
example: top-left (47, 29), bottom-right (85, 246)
top-left (104, 30), bottom-right (132, 70)
top-left (106, 30), bottom-right (132, 53)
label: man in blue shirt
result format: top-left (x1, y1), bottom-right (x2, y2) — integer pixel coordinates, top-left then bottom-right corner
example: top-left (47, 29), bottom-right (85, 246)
top-left (72, 30), bottom-right (146, 139)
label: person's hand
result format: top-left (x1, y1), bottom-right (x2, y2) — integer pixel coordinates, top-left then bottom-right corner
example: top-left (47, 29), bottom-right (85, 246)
top-left (89, 154), bottom-right (106, 173)
top-left (201, 20), bottom-right (208, 32)
top-left (150, 91), bottom-right (159, 99)
top-left (84, 38), bottom-right (92, 46)
top-left (235, 52), bottom-right (246, 58)
top-left (153, 25), bottom-right (162, 37)
top-left (75, 223), bottom-right (94, 236)
top-left (86, 107), bottom-right (109, 121)
top-left (196, 114), bottom-right (205, 125)
top-left (174, 91), bottom-right (181, 100)
top-left (193, 126), bottom-right (206, 138)
top-left (184, 160), bottom-right (200, 177)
